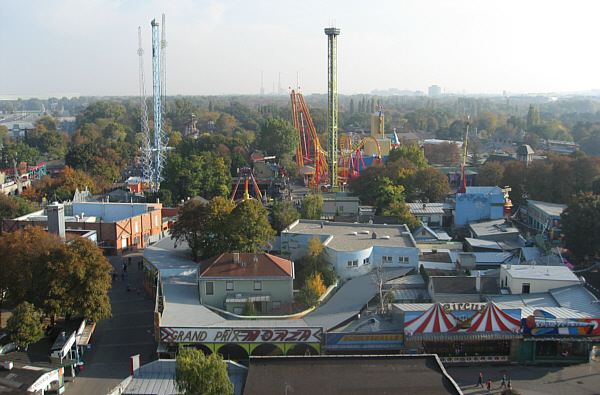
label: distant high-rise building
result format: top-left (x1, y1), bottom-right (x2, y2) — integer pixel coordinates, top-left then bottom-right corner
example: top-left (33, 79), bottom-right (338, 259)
top-left (428, 85), bottom-right (442, 96)
top-left (260, 71), bottom-right (265, 95)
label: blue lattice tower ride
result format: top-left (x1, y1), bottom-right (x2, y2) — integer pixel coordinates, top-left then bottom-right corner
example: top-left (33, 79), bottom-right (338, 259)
top-left (324, 27), bottom-right (340, 189)
top-left (150, 18), bottom-right (167, 192)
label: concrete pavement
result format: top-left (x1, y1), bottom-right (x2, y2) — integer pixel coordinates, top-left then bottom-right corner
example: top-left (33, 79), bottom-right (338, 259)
top-left (65, 250), bottom-right (157, 395)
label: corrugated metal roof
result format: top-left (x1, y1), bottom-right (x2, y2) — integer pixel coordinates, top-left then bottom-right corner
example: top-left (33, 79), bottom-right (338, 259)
top-left (527, 200), bottom-right (567, 217)
top-left (450, 252), bottom-right (513, 264)
top-left (407, 203), bottom-right (445, 215)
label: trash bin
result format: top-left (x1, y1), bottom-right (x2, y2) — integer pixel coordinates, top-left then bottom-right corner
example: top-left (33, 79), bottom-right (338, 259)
top-left (77, 362), bottom-right (84, 372)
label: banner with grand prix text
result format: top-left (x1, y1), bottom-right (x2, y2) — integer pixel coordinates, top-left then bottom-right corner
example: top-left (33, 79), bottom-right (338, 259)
top-left (160, 327), bottom-right (322, 343)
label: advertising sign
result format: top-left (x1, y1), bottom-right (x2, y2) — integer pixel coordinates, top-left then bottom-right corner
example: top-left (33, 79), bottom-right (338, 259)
top-left (326, 333), bottom-right (403, 345)
top-left (160, 327), bottom-right (322, 343)
top-left (522, 310), bottom-right (600, 335)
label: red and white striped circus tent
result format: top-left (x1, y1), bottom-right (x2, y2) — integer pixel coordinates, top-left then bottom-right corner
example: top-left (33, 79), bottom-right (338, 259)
top-left (404, 303), bottom-right (457, 333)
top-left (467, 302), bottom-right (521, 332)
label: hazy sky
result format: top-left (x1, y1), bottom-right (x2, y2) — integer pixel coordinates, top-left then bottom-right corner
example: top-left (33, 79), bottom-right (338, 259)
top-left (1, 0), bottom-right (599, 97)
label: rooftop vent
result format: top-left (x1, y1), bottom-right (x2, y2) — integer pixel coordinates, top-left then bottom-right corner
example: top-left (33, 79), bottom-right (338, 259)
top-left (349, 232), bottom-right (358, 236)
top-left (3, 361), bottom-right (13, 370)
top-left (380, 236), bottom-right (390, 240)
top-left (372, 232), bottom-right (377, 239)
top-left (359, 230), bottom-right (370, 234)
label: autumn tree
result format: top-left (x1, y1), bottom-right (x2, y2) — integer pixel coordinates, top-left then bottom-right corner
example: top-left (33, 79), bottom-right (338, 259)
top-left (348, 164), bottom-right (389, 205)
top-left (6, 302), bottom-right (44, 350)
top-left (424, 142), bottom-right (461, 166)
top-left (0, 193), bottom-right (19, 220)
top-left (413, 167), bottom-right (450, 202)
top-left (477, 161), bottom-right (505, 187)
top-left (0, 226), bottom-right (112, 321)
top-left (174, 346), bottom-right (234, 395)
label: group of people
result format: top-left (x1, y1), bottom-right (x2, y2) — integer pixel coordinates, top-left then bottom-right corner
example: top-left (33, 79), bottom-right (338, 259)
top-left (477, 373), bottom-right (511, 391)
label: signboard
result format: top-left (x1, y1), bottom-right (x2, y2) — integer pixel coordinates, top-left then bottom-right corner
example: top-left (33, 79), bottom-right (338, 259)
top-left (160, 327), bottom-right (322, 343)
top-left (326, 333), bottom-right (403, 345)
top-left (522, 310), bottom-right (600, 335)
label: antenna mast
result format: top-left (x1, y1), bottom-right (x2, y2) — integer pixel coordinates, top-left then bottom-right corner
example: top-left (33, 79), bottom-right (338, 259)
top-left (138, 27), bottom-right (153, 188)
top-left (458, 116), bottom-right (470, 194)
top-left (150, 17), bottom-right (168, 192)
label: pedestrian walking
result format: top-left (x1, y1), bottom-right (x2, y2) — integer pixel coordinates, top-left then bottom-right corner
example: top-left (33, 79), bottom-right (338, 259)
top-left (476, 373), bottom-right (483, 387)
top-left (487, 379), bottom-right (492, 392)
top-left (508, 379), bottom-right (512, 389)
top-left (500, 374), bottom-right (507, 388)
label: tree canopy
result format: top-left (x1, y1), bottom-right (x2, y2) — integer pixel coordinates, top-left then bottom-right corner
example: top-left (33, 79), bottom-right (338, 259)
top-left (174, 346), bottom-right (234, 395)
top-left (300, 193), bottom-right (323, 220)
top-left (255, 117), bottom-right (299, 159)
top-left (0, 226), bottom-right (112, 321)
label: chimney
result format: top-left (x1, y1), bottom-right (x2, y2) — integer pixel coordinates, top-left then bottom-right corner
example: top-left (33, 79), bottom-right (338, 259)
top-left (47, 202), bottom-right (65, 241)
top-left (372, 232), bottom-right (377, 239)
top-left (423, 203), bottom-right (426, 210)
top-left (233, 251), bottom-right (239, 264)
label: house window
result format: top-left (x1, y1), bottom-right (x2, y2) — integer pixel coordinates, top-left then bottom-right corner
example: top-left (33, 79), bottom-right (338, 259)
top-left (347, 260), bottom-right (358, 267)
top-left (398, 256), bottom-right (409, 263)
top-left (363, 257), bottom-right (370, 265)
top-left (382, 256), bottom-right (393, 263)
top-left (522, 283), bottom-right (530, 294)
top-left (226, 281), bottom-right (234, 291)
top-left (272, 301), bottom-right (281, 310)
top-left (205, 281), bottom-right (214, 295)
top-left (254, 281), bottom-right (262, 291)
top-left (233, 307), bottom-right (243, 315)
top-left (339, 205), bottom-right (344, 212)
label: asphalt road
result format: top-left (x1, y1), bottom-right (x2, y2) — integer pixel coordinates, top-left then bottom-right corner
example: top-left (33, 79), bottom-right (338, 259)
top-left (446, 359), bottom-right (600, 395)
top-left (65, 251), bottom-right (157, 395)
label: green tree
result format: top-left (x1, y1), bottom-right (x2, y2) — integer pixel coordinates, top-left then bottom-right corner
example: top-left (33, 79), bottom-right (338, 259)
top-left (35, 116), bottom-right (58, 131)
top-left (387, 143), bottom-right (428, 169)
top-left (348, 164), bottom-right (388, 205)
top-left (227, 199), bottom-right (275, 253)
top-left (255, 117), bottom-right (299, 159)
top-left (374, 177), bottom-right (406, 214)
top-left (295, 281), bottom-right (320, 308)
top-left (561, 193), bottom-right (600, 259)
top-left (300, 193), bottom-right (323, 220)
top-left (6, 302), bottom-right (44, 350)
top-left (174, 346), bottom-right (234, 395)
top-left (242, 299), bottom-right (258, 316)
top-left (270, 200), bottom-right (300, 234)
top-left (170, 197), bottom-right (235, 261)
top-left (527, 104), bottom-right (540, 129)
top-left (0, 193), bottom-right (19, 220)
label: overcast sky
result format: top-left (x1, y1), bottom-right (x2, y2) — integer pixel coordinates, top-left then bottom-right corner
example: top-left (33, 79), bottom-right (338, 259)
top-left (1, 0), bottom-right (599, 97)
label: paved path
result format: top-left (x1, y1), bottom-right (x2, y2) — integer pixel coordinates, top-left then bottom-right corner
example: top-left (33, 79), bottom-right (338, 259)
top-left (446, 360), bottom-right (600, 394)
top-left (65, 250), bottom-right (157, 395)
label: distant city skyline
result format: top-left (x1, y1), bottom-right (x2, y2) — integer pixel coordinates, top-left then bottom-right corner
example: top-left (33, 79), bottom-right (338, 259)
top-left (1, 0), bottom-right (599, 97)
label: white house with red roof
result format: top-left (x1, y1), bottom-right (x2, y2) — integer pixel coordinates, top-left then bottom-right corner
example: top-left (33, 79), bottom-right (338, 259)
top-left (197, 252), bottom-right (295, 314)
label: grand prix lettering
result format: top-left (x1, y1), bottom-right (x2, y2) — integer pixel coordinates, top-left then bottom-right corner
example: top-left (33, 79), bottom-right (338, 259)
top-left (161, 327), bottom-right (322, 343)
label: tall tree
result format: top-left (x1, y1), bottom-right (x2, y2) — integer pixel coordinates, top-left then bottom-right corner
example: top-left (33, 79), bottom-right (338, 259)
top-left (386, 143), bottom-right (428, 169)
top-left (414, 167), bottom-right (450, 202)
top-left (561, 193), bottom-right (600, 259)
top-left (174, 346), bottom-right (234, 395)
top-left (227, 199), bottom-right (275, 253)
